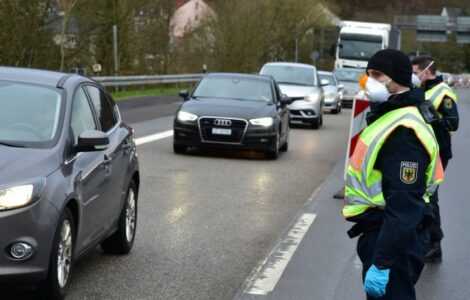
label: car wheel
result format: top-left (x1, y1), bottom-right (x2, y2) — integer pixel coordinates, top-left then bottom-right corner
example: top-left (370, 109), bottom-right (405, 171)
top-left (266, 132), bottom-right (280, 159)
top-left (41, 208), bottom-right (74, 299)
top-left (280, 128), bottom-right (289, 152)
top-left (173, 142), bottom-right (187, 154)
top-left (101, 180), bottom-right (138, 255)
top-left (311, 119), bottom-right (320, 129)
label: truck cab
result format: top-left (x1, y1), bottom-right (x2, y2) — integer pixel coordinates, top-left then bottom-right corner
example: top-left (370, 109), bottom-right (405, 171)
top-left (334, 21), bottom-right (391, 69)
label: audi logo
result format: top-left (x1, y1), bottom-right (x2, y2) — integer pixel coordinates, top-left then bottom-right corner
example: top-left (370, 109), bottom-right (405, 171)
top-left (214, 119), bottom-right (232, 126)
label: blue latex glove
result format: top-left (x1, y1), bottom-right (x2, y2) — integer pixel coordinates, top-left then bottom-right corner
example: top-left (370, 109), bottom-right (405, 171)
top-left (364, 264), bottom-right (390, 297)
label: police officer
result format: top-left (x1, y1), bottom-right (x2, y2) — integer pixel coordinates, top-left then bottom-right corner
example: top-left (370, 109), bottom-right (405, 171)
top-left (411, 55), bottom-right (459, 262)
top-left (343, 49), bottom-right (444, 299)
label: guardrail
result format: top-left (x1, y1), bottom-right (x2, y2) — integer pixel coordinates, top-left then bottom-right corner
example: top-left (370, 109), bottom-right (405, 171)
top-left (92, 73), bottom-right (204, 87)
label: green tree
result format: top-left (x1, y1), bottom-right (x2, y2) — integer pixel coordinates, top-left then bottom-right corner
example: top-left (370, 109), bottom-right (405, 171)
top-left (0, 0), bottom-right (59, 69)
top-left (180, 0), bottom-right (330, 73)
top-left (135, 0), bottom-right (180, 74)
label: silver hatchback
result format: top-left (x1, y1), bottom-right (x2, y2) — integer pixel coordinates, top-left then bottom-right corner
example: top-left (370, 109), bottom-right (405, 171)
top-left (260, 62), bottom-right (324, 129)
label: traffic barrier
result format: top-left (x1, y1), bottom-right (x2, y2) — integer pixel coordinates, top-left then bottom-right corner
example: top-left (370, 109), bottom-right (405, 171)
top-left (333, 94), bottom-right (370, 200)
top-left (343, 94), bottom-right (370, 180)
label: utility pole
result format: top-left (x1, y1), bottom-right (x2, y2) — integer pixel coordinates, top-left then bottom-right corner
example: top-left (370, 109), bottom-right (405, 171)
top-left (113, 25), bottom-right (119, 76)
top-left (295, 37), bottom-right (299, 62)
top-left (112, 25), bottom-right (119, 92)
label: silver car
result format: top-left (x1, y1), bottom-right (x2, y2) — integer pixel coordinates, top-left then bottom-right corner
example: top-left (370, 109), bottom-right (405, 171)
top-left (318, 70), bottom-right (343, 114)
top-left (260, 62), bottom-right (324, 129)
top-left (333, 68), bottom-right (365, 108)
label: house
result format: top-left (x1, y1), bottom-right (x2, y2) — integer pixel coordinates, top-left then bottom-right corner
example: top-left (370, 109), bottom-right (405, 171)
top-left (170, 0), bottom-right (214, 40)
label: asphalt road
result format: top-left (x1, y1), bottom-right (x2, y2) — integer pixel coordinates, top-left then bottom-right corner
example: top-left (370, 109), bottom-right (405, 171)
top-left (235, 88), bottom-right (470, 300)
top-left (64, 97), bottom-right (351, 299)
top-left (4, 90), bottom-right (468, 299)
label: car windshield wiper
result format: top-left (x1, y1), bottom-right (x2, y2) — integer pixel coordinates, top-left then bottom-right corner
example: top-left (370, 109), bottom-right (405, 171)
top-left (0, 141), bottom-right (26, 148)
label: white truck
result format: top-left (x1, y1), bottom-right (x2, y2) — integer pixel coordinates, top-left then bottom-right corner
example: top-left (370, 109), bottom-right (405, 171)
top-left (333, 21), bottom-right (392, 69)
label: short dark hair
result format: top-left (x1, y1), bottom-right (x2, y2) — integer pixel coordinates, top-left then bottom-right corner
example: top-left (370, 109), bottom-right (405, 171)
top-left (411, 55), bottom-right (436, 75)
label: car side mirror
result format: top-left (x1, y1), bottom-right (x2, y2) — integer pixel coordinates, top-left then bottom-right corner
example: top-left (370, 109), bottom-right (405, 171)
top-left (279, 95), bottom-right (292, 106)
top-left (320, 79), bottom-right (330, 86)
top-left (338, 84), bottom-right (344, 91)
top-left (74, 130), bottom-right (109, 153)
top-left (179, 90), bottom-right (189, 100)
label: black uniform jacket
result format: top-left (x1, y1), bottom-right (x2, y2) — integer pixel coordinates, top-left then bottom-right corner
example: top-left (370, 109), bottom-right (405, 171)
top-left (424, 77), bottom-right (459, 161)
top-left (349, 88), bottom-right (435, 268)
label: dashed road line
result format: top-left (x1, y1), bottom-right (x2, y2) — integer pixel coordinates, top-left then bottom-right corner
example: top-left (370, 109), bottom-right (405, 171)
top-left (135, 130), bottom-right (173, 145)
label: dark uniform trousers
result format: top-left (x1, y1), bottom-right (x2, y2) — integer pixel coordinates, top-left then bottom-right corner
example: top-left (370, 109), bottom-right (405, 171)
top-left (357, 227), bottom-right (430, 300)
top-left (428, 158), bottom-right (448, 243)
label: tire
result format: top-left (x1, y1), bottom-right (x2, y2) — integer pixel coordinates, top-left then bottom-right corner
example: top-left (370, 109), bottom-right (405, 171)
top-left (41, 208), bottom-right (75, 299)
top-left (101, 181), bottom-right (138, 255)
top-left (311, 119), bottom-right (320, 129)
top-left (266, 132), bottom-right (280, 159)
top-left (173, 142), bottom-right (187, 154)
top-left (280, 128), bottom-right (289, 152)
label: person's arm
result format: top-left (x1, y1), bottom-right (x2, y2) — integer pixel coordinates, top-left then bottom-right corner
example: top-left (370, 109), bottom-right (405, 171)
top-left (373, 127), bottom-right (431, 268)
top-left (437, 96), bottom-right (459, 132)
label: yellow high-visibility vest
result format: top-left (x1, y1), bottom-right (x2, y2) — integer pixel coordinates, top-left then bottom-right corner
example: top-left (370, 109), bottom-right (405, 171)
top-left (425, 82), bottom-right (457, 109)
top-left (343, 106), bottom-right (444, 219)
top-left (425, 82), bottom-right (457, 135)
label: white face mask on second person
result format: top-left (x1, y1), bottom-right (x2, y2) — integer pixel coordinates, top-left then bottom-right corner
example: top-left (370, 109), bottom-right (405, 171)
top-left (412, 60), bottom-right (435, 88)
top-left (365, 76), bottom-right (392, 103)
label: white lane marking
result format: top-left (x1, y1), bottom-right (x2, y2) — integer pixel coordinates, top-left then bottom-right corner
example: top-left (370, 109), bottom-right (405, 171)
top-left (243, 213), bottom-right (317, 295)
top-left (135, 130), bottom-right (173, 145)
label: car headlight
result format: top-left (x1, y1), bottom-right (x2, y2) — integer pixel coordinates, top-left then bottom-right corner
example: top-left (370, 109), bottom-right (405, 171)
top-left (0, 178), bottom-right (45, 211)
top-left (250, 117), bottom-right (273, 127)
top-left (305, 93), bottom-right (320, 102)
top-left (177, 111), bottom-right (198, 122)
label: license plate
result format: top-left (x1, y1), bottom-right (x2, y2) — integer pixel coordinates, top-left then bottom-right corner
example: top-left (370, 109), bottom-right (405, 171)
top-left (212, 128), bottom-right (232, 135)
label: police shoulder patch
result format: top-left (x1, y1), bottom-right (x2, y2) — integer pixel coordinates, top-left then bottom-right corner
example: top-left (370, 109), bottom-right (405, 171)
top-left (444, 98), bottom-right (453, 109)
top-left (400, 161), bottom-right (418, 184)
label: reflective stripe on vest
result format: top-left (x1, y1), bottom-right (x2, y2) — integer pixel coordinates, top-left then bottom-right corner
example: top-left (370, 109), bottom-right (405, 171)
top-left (343, 106), bottom-right (444, 219)
top-left (425, 82), bottom-right (457, 109)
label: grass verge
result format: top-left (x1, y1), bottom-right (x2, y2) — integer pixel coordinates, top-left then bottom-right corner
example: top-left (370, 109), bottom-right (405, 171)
top-left (111, 86), bottom-right (191, 101)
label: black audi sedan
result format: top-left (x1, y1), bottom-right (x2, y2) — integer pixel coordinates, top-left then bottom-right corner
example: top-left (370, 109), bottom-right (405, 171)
top-left (173, 73), bottom-right (292, 159)
top-left (0, 67), bottom-right (139, 298)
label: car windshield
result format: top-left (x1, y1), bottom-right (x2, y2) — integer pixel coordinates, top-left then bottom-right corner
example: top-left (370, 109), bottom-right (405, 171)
top-left (339, 34), bottom-right (383, 61)
top-left (0, 81), bottom-right (62, 147)
top-left (261, 65), bottom-right (317, 86)
top-left (319, 74), bottom-right (335, 86)
top-left (334, 69), bottom-right (364, 82)
top-left (193, 77), bottom-right (273, 102)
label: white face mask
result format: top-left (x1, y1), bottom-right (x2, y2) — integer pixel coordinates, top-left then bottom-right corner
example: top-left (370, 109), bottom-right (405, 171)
top-left (412, 60), bottom-right (434, 88)
top-left (365, 76), bottom-right (392, 103)
top-left (411, 73), bottom-right (421, 88)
